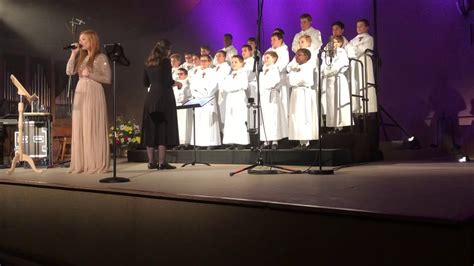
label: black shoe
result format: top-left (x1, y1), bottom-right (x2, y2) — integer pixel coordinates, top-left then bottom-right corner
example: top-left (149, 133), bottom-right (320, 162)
top-left (148, 163), bottom-right (158, 169)
top-left (206, 146), bottom-right (215, 151)
top-left (172, 145), bottom-right (180, 151)
top-left (293, 144), bottom-right (302, 150)
top-left (158, 162), bottom-right (176, 170)
top-left (271, 143), bottom-right (278, 150)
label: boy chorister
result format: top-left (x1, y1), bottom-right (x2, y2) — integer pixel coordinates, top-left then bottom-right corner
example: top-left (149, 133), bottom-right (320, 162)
top-left (189, 54), bottom-right (221, 149)
top-left (321, 36), bottom-right (352, 130)
top-left (259, 51), bottom-right (287, 150)
top-left (174, 68), bottom-right (192, 149)
top-left (214, 50), bottom-right (232, 130)
top-left (170, 53), bottom-right (182, 81)
top-left (346, 19), bottom-right (377, 113)
top-left (221, 55), bottom-right (250, 149)
top-left (180, 52), bottom-right (194, 71)
top-left (291, 13), bottom-right (323, 53)
top-left (266, 32), bottom-right (290, 122)
top-left (288, 49), bottom-right (318, 148)
top-left (188, 54), bottom-right (202, 78)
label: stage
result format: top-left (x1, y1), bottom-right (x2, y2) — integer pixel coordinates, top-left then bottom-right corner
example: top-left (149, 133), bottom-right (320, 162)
top-left (0, 160), bottom-right (472, 265)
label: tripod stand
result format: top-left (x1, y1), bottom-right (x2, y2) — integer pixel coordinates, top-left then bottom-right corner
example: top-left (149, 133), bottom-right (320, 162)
top-left (229, 0), bottom-right (298, 176)
top-left (100, 43), bottom-right (131, 183)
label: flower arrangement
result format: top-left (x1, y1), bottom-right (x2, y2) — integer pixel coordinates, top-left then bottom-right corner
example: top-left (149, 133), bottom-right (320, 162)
top-left (109, 117), bottom-right (141, 149)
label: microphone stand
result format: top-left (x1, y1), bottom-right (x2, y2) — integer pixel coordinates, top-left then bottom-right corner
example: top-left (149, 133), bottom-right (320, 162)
top-left (229, 0), bottom-right (299, 176)
top-left (66, 18), bottom-right (83, 115)
top-left (100, 43), bottom-right (131, 183)
top-left (307, 48), bottom-right (334, 175)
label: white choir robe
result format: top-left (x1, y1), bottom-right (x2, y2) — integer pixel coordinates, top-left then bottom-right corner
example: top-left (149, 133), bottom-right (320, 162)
top-left (214, 62), bottom-right (231, 128)
top-left (188, 66), bottom-right (202, 79)
top-left (321, 48), bottom-right (352, 128)
top-left (286, 47), bottom-right (320, 112)
top-left (346, 33), bottom-right (377, 113)
top-left (291, 26), bottom-right (323, 53)
top-left (189, 68), bottom-right (221, 146)
top-left (288, 62), bottom-right (318, 141)
top-left (180, 62), bottom-right (194, 72)
top-left (243, 57), bottom-right (257, 129)
top-left (266, 44), bottom-right (290, 121)
top-left (221, 69), bottom-right (250, 145)
top-left (259, 64), bottom-right (288, 141)
top-left (172, 67), bottom-right (179, 81)
top-left (223, 45), bottom-right (238, 62)
top-left (173, 78), bottom-right (192, 145)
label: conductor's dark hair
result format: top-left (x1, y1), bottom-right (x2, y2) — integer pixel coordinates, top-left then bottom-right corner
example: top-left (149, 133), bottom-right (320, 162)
top-left (332, 21), bottom-right (345, 29)
top-left (357, 19), bottom-right (370, 27)
top-left (300, 13), bottom-right (312, 21)
top-left (146, 39), bottom-right (171, 67)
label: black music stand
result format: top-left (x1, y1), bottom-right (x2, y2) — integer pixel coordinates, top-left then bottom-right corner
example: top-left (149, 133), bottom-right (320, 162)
top-left (100, 43), bottom-right (131, 183)
top-left (179, 96), bottom-right (214, 167)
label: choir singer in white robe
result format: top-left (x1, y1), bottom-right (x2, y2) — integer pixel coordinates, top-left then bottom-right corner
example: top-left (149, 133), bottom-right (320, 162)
top-left (180, 52), bottom-right (194, 71)
top-left (174, 68), bottom-right (192, 149)
top-left (170, 54), bottom-right (182, 81)
top-left (221, 55), bottom-right (250, 149)
top-left (346, 19), bottom-right (377, 113)
top-left (266, 32), bottom-right (290, 122)
top-left (189, 55), bottom-right (221, 149)
top-left (291, 13), bottom-right (323, 53)
top-left (288, 49), bottom-right (318, 149)
top-left (214, 50), bottom-right (231, 130)
top-left (259, 51), bottom-right (287, 150)
top-left (322, 36), bottom-right (351, 130)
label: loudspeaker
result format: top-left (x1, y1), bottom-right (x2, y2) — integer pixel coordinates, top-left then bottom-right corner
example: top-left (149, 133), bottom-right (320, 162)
top-left (15, 121), bottom-right (48, 158)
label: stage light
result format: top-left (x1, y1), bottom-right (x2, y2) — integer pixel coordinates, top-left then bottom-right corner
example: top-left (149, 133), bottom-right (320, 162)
top-left (458, 156), bottom-right (468, 163)
top-left (408, 136), bottom-right (415, 142)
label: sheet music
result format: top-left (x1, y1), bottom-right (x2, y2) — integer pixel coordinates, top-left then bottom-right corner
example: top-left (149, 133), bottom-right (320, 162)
top-left (179, 96), bottom-right (215, 107)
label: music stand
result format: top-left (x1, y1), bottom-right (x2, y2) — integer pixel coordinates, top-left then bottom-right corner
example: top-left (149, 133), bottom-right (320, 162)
top-left (179, 96), bottom-right (214, 167)
top-left (7, 75), bottom-right (43, 174)
top-left (100, 43), bottom-right (131, 183)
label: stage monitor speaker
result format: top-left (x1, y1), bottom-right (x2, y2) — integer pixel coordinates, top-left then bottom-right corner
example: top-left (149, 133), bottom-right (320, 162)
top-left (14, 121), bottom-right (48, 158)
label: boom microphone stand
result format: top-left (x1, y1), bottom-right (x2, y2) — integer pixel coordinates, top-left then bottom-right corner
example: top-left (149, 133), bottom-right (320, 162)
top-left (100, 43), bottom-right (131, 183)
top-left (229, 0), bottom-right (298, 176)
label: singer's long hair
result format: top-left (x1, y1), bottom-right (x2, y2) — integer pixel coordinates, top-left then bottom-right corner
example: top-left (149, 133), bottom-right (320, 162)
top-left (146, 39), bottom-right (172, 67)
top-left (75, 30), bottom-right (101, 71)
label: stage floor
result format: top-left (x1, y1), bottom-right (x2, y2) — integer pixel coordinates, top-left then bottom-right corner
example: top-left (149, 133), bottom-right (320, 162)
top-left (0, 160), bottom-right (473, 224)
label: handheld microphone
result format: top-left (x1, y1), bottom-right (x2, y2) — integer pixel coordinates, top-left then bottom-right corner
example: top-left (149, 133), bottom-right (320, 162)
top-left (63, 44), bottom-right (82, 50)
